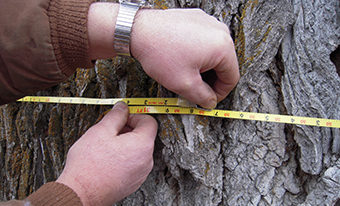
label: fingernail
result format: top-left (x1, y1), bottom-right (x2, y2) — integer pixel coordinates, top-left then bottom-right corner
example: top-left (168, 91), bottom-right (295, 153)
top-left (113, 101), bottom-right (127, 111)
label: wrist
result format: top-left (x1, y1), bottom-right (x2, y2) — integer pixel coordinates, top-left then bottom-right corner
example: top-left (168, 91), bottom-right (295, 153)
top-left (25, 182), bottom-right (83, 206)
top-left (88, 2), bottom-right (120, 60)
top-left (130, 9), bottom-right (162, 60)
top-left (114, 1), bottom-right (143, 56)
top-left (56, 172), bottom-right (95, 206)
top-left (130, 9), bottom-right (145, 59)
top-left (88, 2), bottom-right (153, 60)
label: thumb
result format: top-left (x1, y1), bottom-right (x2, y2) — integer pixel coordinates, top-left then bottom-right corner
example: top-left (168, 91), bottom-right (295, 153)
top-left (97, 101), bottom-right (129, 136)
top-left (175, 73), bottom-right (218, 109)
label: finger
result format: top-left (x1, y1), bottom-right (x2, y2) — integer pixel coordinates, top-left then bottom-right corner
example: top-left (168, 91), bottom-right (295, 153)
top-left (213, 44), bottom-right (240, 102)
top-left (97, 101), bottom-right (129, 136)
top-left (173, 72), bottom-right (218, 110)
top-left (125, 114), bottom-right (158, 142)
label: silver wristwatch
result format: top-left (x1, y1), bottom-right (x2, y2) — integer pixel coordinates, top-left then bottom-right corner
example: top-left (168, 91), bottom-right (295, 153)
top-left (114, 0), bottom-right (151, 56)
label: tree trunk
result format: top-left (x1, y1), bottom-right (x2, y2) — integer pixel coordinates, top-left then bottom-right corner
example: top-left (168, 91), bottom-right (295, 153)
top-left (1, 0), bottom-right (340, 205)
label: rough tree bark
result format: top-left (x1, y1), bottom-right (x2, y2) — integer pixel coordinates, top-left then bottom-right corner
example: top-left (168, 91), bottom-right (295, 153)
top-left (1, 0), bottom-right (340, 205)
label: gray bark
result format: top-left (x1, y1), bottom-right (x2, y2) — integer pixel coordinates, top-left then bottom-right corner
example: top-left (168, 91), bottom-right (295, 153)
top-left (1, 0), bottom-right (340, 205)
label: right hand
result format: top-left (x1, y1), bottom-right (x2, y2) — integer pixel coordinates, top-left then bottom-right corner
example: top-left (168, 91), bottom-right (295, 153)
top-left (131, 8), bottom-right (240, 109)
top-left (57, 102), bottom-right (158, 206)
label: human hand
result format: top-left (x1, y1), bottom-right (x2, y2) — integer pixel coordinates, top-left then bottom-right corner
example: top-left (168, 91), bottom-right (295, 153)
top-left (56, 102), bottom-right (158, 206)
top-left (87, 5), bottom-right (239, 109)
top-left (131, 9), bottom-right (240, 109)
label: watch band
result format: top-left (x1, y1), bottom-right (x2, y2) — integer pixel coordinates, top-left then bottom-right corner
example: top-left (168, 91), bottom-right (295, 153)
top-left (114, 1), bottom-right (141, 56)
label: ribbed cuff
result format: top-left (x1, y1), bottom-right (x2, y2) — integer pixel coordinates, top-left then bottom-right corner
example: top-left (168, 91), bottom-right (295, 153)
top-left (25, 182), bottom-right (83, 206)
top-left (48, 0), bottom-right (95, 76)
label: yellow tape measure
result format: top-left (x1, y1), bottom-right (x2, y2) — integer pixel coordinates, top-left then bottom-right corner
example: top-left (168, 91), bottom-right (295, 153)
top-left (17, 96), bottom-right (340, 128)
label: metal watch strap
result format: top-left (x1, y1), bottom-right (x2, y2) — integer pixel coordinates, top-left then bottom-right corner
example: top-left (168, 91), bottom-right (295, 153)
top-left (114, 1), bottom-right (140, 56)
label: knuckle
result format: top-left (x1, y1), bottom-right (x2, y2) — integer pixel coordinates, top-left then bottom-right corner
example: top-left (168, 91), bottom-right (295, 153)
top-left (191, 8), bottom-right (205, 15)
top-left (217, 30), bottom-right (233, 46)
top-left (148, 158), bottom-right (154, 171)
top-left (138, 135), bottom-right (155, 154)
top-left (145, 139), bottom-right (155, 152)
top-left (176, 81), bottom-right (192, 94)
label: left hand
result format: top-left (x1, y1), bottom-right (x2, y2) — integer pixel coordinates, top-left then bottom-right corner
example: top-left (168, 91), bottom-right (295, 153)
top-left (131, 8), bottom-right (240, 109)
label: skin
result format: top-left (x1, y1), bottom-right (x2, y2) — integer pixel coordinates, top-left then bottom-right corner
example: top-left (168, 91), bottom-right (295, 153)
top-left (87, 3), bottom-right (240, 109)
top-left (57, 2), bottom-right (239, 206)
top-left (57, 102), bottom-right (158, 205)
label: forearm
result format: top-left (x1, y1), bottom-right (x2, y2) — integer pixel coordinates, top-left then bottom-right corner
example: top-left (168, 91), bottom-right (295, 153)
top-left (87, 2), bottom-right (152, 60)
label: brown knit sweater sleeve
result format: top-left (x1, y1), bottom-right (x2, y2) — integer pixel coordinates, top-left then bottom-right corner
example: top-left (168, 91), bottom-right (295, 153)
top-left (48, 0), bottom-right (96, 77)
top-left (0, 0), bottom-right (95, 105)
top-left (25, 182), bottom-right (83, 206)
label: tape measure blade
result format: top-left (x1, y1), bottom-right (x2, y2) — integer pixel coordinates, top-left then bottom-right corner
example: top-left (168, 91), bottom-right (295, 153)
top-left (128, 106), bottom-right (189, 114)
top-left (17, 96), bottom-right (340, 128)
top-left (125, 98), bottom-right (190, 107)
